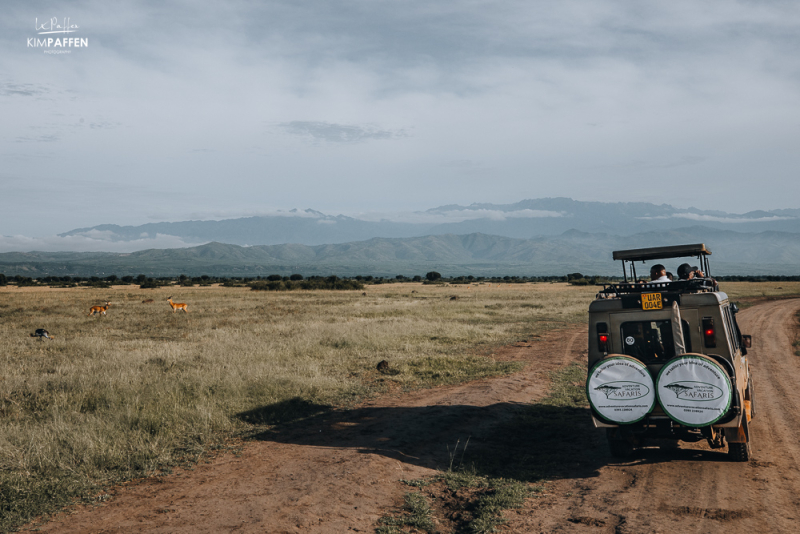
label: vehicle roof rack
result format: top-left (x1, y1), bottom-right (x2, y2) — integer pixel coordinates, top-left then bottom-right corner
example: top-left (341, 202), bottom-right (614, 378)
top-left (612, 243), bottom-right (714, 285)
top-left (612, 243), bottom-right (711, 262)
top-left (597, 278), bottom-right (718, 299)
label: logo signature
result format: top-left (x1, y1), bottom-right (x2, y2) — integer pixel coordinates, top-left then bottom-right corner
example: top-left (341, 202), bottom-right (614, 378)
top-left (27, 18), bottom-right (88, 52)
top-left (594, 381), bottom-right (649, 400)
top-left (664, 382), bottom-right (723, 401)
top-left (36, 17), bottom-right (78, 34)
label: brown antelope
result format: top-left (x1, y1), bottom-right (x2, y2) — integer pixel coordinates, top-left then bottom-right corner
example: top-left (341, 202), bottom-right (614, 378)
top-left (167, 296), bottom-right (188, 313)
top-left (88, 301), bottom-right (110, 316)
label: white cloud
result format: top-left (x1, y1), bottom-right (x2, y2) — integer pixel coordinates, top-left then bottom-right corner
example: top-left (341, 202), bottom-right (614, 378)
top-left (0, 233), bottom-right (203, 253)
top-left (637, 213), bottom-right (792, 223)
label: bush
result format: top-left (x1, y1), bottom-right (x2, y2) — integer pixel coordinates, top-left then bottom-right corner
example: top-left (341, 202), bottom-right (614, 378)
top-left (249, 278), bottom-right (364, 291)
top-left (290, 274), bottom-right (303, 281)
top-left (426, 271), bottom-right (442, 282)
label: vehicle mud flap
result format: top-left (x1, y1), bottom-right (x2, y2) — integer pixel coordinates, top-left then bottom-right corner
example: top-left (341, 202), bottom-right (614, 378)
top-left (586, 355), bottom-right (655, 425)
top-left (725, 415), bottom-right (752, 461)
top-left (656, 354), bottom-right (733, 427)
top-left (724, 414), bottom-right (750, 444)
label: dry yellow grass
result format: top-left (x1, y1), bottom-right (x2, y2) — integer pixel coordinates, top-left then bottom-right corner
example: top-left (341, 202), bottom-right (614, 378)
top-left (0, 281), bottom-right (595, 528)
top-left (0, 280), bottom-right (796, 529)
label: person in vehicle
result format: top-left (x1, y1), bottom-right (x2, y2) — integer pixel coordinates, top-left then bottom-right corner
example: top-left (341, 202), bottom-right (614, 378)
top-left (677, 263), bottom-right (704, 280)
top-left (650, 264), bottom-right (671, 282)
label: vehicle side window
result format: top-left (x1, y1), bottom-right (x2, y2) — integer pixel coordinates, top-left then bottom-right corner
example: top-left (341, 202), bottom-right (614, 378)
top-left (722, 306), bottom-right (739, 351)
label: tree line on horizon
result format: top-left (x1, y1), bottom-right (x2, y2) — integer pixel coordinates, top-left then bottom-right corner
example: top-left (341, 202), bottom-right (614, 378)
top-left (1, 272), bottom-right (799, 291)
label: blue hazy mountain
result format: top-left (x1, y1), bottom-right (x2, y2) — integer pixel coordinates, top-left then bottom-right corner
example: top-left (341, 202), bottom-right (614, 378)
top-left (58, 199), bottom-right (800, 246)
top-left (6, 225), bottom-right (800, 277)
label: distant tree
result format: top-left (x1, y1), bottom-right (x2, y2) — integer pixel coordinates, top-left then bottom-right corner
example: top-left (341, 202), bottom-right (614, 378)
top-left (566, 273), bottom-right (584, 282)
top-left (267, 274), bottom-right (282, 281)
top-left (0, 273), bottom-right (6, 286)
top-left (136, 274), bottom-right (147, 284)
top-left (426, 271), bottom-right (441, 282)
top-left (290, 274), bottom-right (303, 281)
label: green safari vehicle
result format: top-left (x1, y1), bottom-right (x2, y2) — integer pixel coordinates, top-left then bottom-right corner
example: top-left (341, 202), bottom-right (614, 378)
top-left (586, 244), bottom-right (754, 461)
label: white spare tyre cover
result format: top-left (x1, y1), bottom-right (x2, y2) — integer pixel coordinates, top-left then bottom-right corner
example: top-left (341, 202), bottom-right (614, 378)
top-left (587, 356), bottom-right (655, 424)
top-left (656, 354), bottom-right (732, 427)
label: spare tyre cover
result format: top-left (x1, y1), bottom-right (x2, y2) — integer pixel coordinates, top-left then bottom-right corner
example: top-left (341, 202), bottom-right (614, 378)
top-left (587, 356), bottom-right (656, 424)
top-left (656, 354), bottom-right (732, 427)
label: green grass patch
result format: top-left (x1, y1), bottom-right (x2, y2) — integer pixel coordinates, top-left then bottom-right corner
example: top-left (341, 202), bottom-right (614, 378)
top-left (377, 491), bottom-right (436, 534)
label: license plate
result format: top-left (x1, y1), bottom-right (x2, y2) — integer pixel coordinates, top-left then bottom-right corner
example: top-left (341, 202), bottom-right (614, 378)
top-left (642, 293), bottom-right (662, 310)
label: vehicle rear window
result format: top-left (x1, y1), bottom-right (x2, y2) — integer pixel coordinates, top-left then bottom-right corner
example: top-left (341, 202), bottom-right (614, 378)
top-left (620, 320), bottom-right (692, 364)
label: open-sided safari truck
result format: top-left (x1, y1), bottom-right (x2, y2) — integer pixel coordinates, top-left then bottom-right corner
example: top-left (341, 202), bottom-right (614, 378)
top-left (586, 244), bottom-right (755, 461)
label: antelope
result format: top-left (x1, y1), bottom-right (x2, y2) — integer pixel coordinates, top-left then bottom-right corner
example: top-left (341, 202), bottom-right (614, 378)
top-left (88, 301), bottom-right (110, 316)
top-left (167, 296), bottom-right (188, 313)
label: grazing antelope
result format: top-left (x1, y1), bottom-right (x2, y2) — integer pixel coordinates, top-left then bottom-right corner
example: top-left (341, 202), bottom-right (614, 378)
top-left (167, 296), bottom-right (188, 313)
top-left (30, 328), bottom-right (54, 341)
top-left (88, 301), bottom-right (111, 316)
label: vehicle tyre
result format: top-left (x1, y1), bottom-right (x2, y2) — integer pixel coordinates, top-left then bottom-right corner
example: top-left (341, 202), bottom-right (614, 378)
top-left (656, 354), bottom-right (732, 427)
top-left (728, 441), bottom-right (751, 462)
top-left (587, 356), bottom-right (655, 425)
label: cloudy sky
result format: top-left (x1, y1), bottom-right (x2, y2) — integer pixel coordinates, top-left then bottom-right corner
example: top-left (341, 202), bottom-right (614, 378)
top-left (2, 0), bottom-right (800, 247)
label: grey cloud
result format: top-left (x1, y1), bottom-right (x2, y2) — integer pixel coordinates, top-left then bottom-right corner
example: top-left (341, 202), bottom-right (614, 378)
top-left (593, 156), bottom-right (707, 171)
top-left (0, 82), bottom-right (48, 97)
top-left (15, 134), bottom-right (59, 143)
top-left (88, 121), bottom-right (120, 130)
top-left (278, 121), bottom-right (406, 143)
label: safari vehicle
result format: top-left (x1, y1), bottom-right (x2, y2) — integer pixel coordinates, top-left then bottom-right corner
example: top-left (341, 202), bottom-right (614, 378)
top-left (586, 244), bottom-right (755, 461)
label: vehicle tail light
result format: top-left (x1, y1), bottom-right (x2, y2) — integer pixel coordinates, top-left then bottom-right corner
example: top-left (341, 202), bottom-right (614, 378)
top-left (597, 322), bottom-right (610, 353)
top-left (703, 317), bottom-right (716, 348)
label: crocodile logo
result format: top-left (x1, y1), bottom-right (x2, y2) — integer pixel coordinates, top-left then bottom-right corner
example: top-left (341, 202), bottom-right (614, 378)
top-left (664, 381), bottom-right (723, 401)
top-left (594, 381), bottom-right (649, 400)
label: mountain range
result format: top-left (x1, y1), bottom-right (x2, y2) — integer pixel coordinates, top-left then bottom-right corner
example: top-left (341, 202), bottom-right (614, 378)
top-left (4, 224), bottom-right (800, 277)
top-left (58, 198), bottom-right (800, 247)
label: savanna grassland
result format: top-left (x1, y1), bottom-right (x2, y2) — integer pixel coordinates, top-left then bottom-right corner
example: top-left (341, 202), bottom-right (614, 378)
top-left (0, 281), bottom-right (594, 529)
top-left (1, 280), bottom-right (798, 531)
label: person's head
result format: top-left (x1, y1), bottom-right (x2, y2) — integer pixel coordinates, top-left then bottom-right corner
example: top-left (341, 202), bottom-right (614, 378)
top-left (650, 264), bottom-right (666, 280)
top-left (677, 263), bottom-right (693, 280)
top-left (666, 272), bottom-right (674, 281)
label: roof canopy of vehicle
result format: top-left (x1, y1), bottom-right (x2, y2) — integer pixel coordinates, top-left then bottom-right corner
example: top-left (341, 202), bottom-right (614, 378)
top-left (612, 243), bottom-right (711, 262)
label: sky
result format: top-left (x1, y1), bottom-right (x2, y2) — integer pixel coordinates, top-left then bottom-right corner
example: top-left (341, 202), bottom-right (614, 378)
top-left (2, 0), bottom-right (800, 249)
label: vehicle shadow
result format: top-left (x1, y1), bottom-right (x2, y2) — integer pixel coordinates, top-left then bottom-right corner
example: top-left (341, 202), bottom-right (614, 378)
top-left (239, 398), bottom-right (615, 483)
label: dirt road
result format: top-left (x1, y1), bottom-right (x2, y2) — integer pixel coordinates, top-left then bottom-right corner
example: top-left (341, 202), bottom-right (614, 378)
top-left (505, 297), bottom-right (800, 533)
top-left (28, 299), bottom-right (800, 533)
